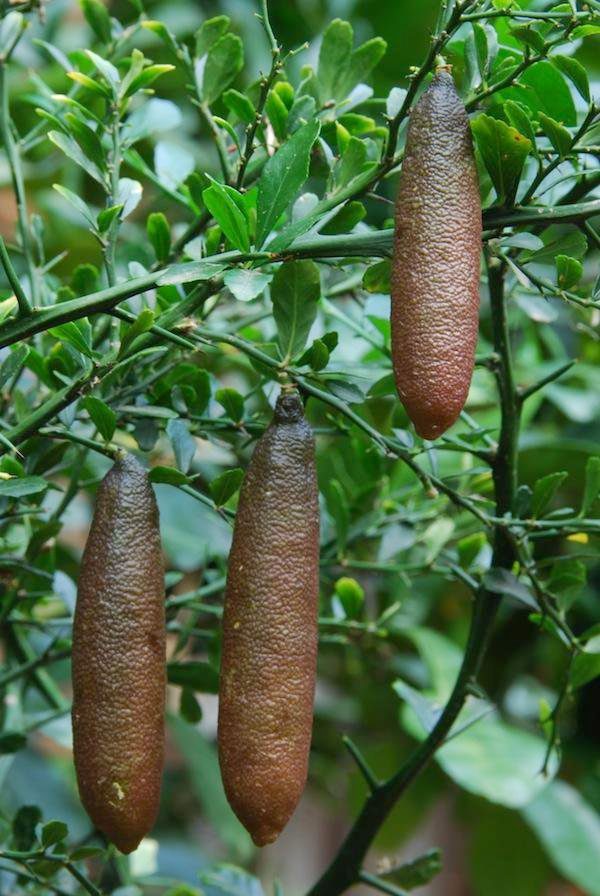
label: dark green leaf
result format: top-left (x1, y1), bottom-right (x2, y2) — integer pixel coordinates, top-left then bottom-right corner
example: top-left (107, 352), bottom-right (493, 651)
top-left (383, 848), bottom-right (442, 889)
top-left (504, 100), bottom-right (538, 157)
top-left (180, 688), bottom-right (203, 724)
top-left (147, 212), bottom-right (171, 263)
top-left (203, 182), bottom-right (250, 253)
top-left (472, 113), bottom-right (531, 205)
top-left (166, 418), bottom-right (196, 473)
top-left (167, 661), bottom-right (219, 693)
top-left (0, 344), bottom-right (29, 389)
top-left (12, 805), bottom-right (42, 851)
top-left (363, 259), bottom-right (391, 294)
top-left (41, 821), bottom-right (68, 848)
top-left (519, 61), bottom-right (576, 127)
top-left (118, 307), bottom-right (155, 357)
top-left (202, 33), bottom-right (244, 105)
top-left (210, 468), bottom-right (244, 506)
top-left (0, 476), bottom-right (49, 498)
top-left (321, 200), bottom-right (365, 234)
top-left (256, 119), bottom-right (320, 248)
top-left (223, 88), bottom-right (255, 124)
top-left (195, 15), bottom-right (230, 58)
top-left (83, 396), bottom-right (116, 442)
top-left (581, 457), bottom-right (600, 516)
top-left (523, 781), bottom-right (600, 895)
top-left (80, 0), bottom-right (112, 44)
top-left (215, 387), bottom-right (244, 422)
top-left (483, 568), bottom-right (538, 609)
top-left (0, 731), bottom-right (27, 753)
top-left (148, 465), bottom-right (189, 486)
top-left (538, 112), bottom-right (572, 157)
top-left (555, 255), bottom-right (582, 290)
top-left (552, 54), bottom-right (590, 102)
top-left (531, 471), bottom-right (567, 518)
top-left (271, 260), bottom-right (321, 361)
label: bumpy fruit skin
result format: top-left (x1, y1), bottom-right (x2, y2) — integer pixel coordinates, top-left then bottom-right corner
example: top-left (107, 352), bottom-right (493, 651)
top-left (218, 391), bottom-right (319, 846)
top-left (72, 454), bottom-right (165, 854)
top-left (391, 69), bottom-right (482, 440)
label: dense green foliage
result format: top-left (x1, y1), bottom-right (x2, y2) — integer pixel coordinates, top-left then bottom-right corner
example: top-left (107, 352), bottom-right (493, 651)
top-left (0, 0), bottom-right (599, 894)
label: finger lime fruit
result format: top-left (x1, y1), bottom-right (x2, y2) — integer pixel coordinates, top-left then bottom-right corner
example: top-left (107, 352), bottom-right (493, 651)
top-left (391, 68), bottom-right (481, 440)
top-left (72, 454), bottom-right (165, 854)
top-left (218, 391), bottom-right (319, 846)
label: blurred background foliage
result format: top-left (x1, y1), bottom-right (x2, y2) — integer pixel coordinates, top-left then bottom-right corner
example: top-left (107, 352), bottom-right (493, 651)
top-left (0, 0), bottom-right (599, 895)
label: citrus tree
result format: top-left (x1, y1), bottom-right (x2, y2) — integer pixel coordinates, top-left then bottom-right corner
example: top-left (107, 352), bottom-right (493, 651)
top-left (0, 0), bottom-right (599, 894)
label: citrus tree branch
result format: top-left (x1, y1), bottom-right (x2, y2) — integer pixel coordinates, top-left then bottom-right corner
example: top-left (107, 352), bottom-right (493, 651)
top-left (304, 246), bottom-right (519, 896)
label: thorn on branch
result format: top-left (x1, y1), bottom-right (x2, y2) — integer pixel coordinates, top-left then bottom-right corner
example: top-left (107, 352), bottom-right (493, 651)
top-left (342, 735), bottom-right (381, 793)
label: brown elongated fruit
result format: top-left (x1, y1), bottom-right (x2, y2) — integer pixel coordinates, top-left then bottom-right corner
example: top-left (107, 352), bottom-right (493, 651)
top-left (218, 390), bottom-right (319, 846)
top-left (72, 454), bottom-right (165, 854)
top-left (391, 68), bottom-right (482, 440)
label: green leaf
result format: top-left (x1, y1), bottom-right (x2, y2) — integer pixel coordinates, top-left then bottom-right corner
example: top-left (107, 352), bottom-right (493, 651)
top-left (166, 418), bottom-right (196, 473)
top-left (156, 261), bottom-right (228, 287)
top-left (198, 865), bottom-right (264, 896)
top-left (472, 114), bottom-right (531, 205)
top-left (266, 89), bottom-right (289, 141)
top-left (49, 319), bottom-right (97, 360)
top-left (48, 130), bottom-right (106, 186)
top-left (12, 806), bottom-right (41, 851)
top-left (297, 337), bottom-right (330, 371)
top-left (118, 308), bottom-right (155, 359)
top-left (551, 55), bottom-right (590, 102)
top-left (0, 731), bottom-right (27, 753)
top-left (538, 112), bottom-right (572, 157)
top-left (53, 184), bottom-right (97, 227)
top-left (400, 629), bottom-right (558, 806)
top-left (180, 688), bottom-right (203, 725)
top-left (555, 255), bottom-right (582, 290)
top-left (255, 119), bottom-right (320, 248)
top-left (547, 558), bottom-right (586, 611)
top-left (96, 204), bottom-right (122, 234)
top-left (483, 568), bottom-right (538, 610)
top-left (215, 387), bottom-right (244, 422)
top-left (509, 24), bottom-right (545, 52)
top-left (70, 846), bottom-right (105, 860)
top-left (317, 19), bottom-right (386, 105)
top-left (524, 229), bottom-right (587, 264)
top-left (148, 465), bottom-right (189, 486)
top-left (41, 820), bottom-right (68, 848)
top-left (531, 471), bottom-right (567, 518)
top-left (321, 200), bottom-right (365, 234)
top-left (210, 468), bottom-right (244, 506)
top-left (167, 661), bottom-right (219, 693)
top-left (334, 577), bottom-right (364, 620)
top-left (571, 635), bottom-right (600, 690)
top-left (195, 15), bottom-right (230, 57)
top-left (271, 259), bottom-right (321, 361)
top-left (457, 532), bottom-right (487, 569)
top-left (523, 781), bottom-right (600, 896)
top-left (519, 61), bottom-right (576, 127)
top-left (504, 101), bottom-right (538, 157)
top-left (323, 479), bottom-right (349, 555)
top-left (0, 476), bottom-right (48, 498)
top-left (581, 456), bottom-right (600, 515)
top-left (167, 715), bottom-right (252, 857)
top-left (383, 849), bottom-right (442, 890)
top-left (362, 259), bottom-right (391, 294)
top-left (223, 88), bottom-right (255, 124)
top-left (83, 396), bottom-right (116, 442)
top-left (0, 344), bottom-right (29, 389)
top-left (147, 212), bottom-right (171, 263)
top-left (223, 269), bottom-right (271, 303)
top-left (203, 182), bottom-right (250, 253)
top-left (202, 33), bottom-right (244, 104)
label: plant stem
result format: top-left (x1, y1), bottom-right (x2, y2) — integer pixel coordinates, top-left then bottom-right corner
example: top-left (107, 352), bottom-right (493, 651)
top-left (305, 231), bottom-right (520, 896)
top-left (0, 234), bottom-right (31, 315)
top-left (0, 63), bottom-right (38, 306)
